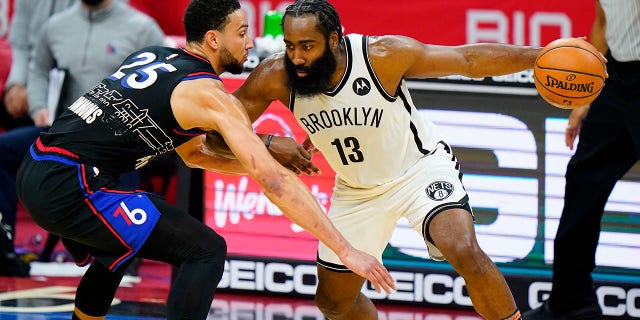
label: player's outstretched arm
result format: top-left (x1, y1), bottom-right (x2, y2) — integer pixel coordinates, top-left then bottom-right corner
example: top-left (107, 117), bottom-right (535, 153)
top-left (173, 78), bottom-right (396, 293)
top-left (370, 35), bottom-right (541, 81)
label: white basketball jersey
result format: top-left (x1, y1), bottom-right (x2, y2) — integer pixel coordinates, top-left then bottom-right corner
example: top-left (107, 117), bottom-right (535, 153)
top-left (290, 34), bottom-right (442, 188)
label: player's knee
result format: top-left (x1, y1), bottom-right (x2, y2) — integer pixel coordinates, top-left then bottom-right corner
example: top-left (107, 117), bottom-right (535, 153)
top-left (191, 230), bottom-right (227, 266)
top-left (193, 232), bottom-right (227, 281)
top-left (441, 240), bottom-right (485, 267)
top-left (205, 232), bottom-right (227, 261)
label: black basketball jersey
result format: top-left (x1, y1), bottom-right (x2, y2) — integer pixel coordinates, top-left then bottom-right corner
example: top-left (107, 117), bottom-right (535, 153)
top-left (41, 46), bottom-right (219, 174)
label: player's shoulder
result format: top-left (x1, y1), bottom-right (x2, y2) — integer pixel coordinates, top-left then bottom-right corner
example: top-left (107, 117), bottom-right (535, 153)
top-left (240, 52), bottom-right (289, 100)
top-left (249, 52), bottom-right (288, 84)
top-left (366, 34), bottom-right (421, 53)
top-left (257, 52), bottom-right (287, 73)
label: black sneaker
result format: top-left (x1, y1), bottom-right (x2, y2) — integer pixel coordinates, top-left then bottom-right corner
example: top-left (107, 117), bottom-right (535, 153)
top-left (523, 300), bottom-right (603, 320)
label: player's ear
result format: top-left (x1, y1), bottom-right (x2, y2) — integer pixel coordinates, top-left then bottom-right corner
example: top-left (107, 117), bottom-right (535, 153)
top-left (205, 30), bottom-right (220, 49)
top-left (329, 32), bottom-right (339, 50)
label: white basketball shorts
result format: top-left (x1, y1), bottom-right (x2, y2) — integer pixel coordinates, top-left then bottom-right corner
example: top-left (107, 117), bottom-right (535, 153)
top-left (317, 141), bottom-right (473, 272)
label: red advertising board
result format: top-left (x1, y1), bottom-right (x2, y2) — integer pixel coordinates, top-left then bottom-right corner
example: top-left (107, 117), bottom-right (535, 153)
top-left (332, 0), bottom-right (594, 46)
top-left (204, 77), bottom-right (334, 261)
top-left (129, 0), bottom-right (594, 47)
top-left (2, 0), bottom-right (594, 47)
top-left (0, 0), bottom-right (13, 40)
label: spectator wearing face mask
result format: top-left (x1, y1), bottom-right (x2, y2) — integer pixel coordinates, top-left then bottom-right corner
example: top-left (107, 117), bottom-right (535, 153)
top-left (0, 0), bottom-right (164, 270)
top-left (0, 1), bottom-right (77, 269)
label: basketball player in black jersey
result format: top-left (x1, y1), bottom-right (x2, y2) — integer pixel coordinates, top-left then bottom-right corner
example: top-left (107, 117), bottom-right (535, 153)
top-left (205, 1), bottom-right (546, 319)
top-left (15, 0), bottom-right (394, 319)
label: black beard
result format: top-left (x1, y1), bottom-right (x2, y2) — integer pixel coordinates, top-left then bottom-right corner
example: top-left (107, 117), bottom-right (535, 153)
top-left (285, 44), bottom-right (337, 97)
top-left (220, 46), bottom-right (244, 74)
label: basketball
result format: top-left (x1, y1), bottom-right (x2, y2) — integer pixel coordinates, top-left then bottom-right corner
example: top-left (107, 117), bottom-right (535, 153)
top-left (533, 38), bottom-right (607, 109)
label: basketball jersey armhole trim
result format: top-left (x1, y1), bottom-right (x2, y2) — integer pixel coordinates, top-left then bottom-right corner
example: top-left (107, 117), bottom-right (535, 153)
top-left (362, 35), bottom-right (397, 102)
top-left (288, 89), bottom-right (295, 113)
top-left (172, 126), bottom-right (206, 137)
top-left (398, 89), bottom-right (430, 156)
top-left (324, 36), bottom-right (353, 97)
top-left (182, 72), bottom-right (221, 81)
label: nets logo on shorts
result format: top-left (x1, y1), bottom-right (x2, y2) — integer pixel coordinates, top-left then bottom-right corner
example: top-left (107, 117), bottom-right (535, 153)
top-left (425, 181), bottom-right (454, 201)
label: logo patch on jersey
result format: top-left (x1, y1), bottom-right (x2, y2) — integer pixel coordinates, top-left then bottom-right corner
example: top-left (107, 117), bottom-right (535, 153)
top-left (352, 77), bottom-right (371, 96)
top-left (425, 181), bottom-right (454, 201)
top-left (106, 44), bottom-right (116, 54)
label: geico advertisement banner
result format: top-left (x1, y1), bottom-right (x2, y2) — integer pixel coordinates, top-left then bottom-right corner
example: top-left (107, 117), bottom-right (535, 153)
top-left (206, 77), bottom-right (640, 273)
top-left (217, 257), bottom-right (640, 317)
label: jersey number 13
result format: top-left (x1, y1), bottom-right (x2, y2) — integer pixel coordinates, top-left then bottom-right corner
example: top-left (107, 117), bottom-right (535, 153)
top-left (331, 136), bottom-right (364, 165)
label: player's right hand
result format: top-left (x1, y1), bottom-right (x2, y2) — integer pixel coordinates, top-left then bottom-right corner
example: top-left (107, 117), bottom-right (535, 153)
top-left (302, 135), bottom-right (318, 155)
top-left (338, 248), bottom-right (396, 294)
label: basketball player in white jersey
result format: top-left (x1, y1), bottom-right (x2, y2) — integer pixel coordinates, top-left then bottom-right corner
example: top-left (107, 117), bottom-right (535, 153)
top-left (208, 0), bottom-right (543, 319)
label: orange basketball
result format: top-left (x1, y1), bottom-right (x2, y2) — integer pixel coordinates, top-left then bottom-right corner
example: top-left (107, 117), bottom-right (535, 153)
top-left (533, 38), bottom-right (607, 109)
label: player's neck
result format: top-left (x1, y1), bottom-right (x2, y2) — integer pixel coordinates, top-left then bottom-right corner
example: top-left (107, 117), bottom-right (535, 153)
top-left (330, 42), bottom-right (348, 88)
top-left (184, 42), bottom-right (221, 74)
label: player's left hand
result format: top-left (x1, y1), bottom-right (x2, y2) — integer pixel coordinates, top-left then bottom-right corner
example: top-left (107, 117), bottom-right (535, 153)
top-left (204, 130), bottom-right (236, 158)
top-left (565, 104), bottom-right (590, 150)
top-left (269, 136), bottom-right (321, 176)
top-left (338, 248), bottom-right (396, 294)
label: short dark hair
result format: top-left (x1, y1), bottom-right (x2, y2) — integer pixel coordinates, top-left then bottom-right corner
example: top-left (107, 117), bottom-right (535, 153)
top-left (283, 0), bottom-right (343, 39)
top-left (183, 0), bottom-right (241, 43)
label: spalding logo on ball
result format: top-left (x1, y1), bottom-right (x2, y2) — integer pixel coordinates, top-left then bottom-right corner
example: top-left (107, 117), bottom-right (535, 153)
top-left (534, 37), bottom-right (607, 109)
